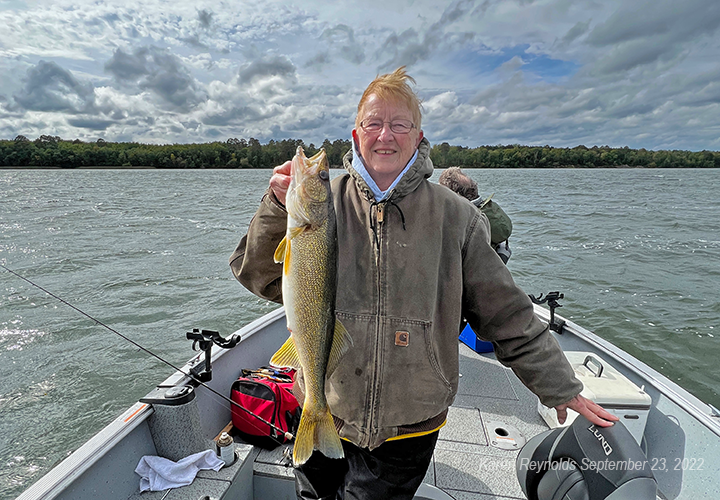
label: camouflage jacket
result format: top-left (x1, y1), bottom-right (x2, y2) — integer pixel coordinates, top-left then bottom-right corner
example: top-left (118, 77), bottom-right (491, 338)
top-left (230, 137), bottom-right (581, 450)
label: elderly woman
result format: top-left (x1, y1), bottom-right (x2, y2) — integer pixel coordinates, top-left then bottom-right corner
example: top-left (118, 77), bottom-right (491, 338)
top-left (230, 67), bottom-right (616, 500)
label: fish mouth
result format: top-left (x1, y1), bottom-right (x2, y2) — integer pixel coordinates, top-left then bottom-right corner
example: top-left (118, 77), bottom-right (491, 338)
top-left (288, 147), bottom-right (330, 210)
top-left (293, 147), bottom-right (328, 182)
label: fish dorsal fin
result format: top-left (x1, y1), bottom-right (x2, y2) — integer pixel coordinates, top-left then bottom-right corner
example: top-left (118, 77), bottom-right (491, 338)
top-left (269, 335), bottom-right (301, 369)
top-left (327, 319), bottom-right (353, 376)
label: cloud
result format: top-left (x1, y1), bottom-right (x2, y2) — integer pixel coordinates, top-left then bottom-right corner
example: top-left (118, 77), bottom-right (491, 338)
top-left (237, 55), bottom-right (297, 85)
top-left (671, 68), bottom-right (720, 107)
top-left (197, 9), bottom-right (213, 30)
top-left (583, 0), bottom-right (720, 74)
top-left (589, 40), bottom-right (681, 75)
top-left (13, 61), bottom-right (96, 114)
top-left (66, 117), bottom-right (114, 130)
top-left (201, 103), bottom-right (271, 127)
top-left (304, 52), bottom-right (331, 70)
top-left (104, 46), bottom-right (207, 110)
top-left (104, 48), bottom-right (150, 82)
top-left (586, 0), bottom-right (720, 47)
top-left (179, 10), bottom-right (218, 50)
top-left (197, 59), bottom-right (357, 144)
top-left (376, 0), bottom-right (477, 70)
top-left (498, 55), bottom-right (525, 73)
top-left (321, 25), bottom-right (365, 65)
top-left (560, 20), bottom-right (591, 46)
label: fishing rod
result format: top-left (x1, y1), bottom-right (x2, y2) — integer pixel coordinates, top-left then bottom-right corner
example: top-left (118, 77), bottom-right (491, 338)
top-left (1, 262), bottom-right (294, 444)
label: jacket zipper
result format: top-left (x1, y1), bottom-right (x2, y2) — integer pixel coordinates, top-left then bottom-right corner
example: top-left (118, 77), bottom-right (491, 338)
top-left (367, 202), bottom-right (385, 445)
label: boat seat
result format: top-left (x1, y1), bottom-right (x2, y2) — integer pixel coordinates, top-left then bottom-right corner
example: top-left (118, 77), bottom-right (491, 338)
top-left (516, 414), bottom-right (657, 500)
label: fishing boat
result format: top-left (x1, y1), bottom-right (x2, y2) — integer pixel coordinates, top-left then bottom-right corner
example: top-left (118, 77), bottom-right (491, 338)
top-left (14, 297), bottom-right (720, 500)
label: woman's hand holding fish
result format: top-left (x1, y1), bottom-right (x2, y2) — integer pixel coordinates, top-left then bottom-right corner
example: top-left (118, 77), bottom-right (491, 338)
top-left (270, 160), bottom-right (292, 206)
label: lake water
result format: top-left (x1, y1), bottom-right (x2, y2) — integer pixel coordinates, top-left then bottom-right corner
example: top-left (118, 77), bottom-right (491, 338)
top-left (1, 167), bottom-right (719, 498)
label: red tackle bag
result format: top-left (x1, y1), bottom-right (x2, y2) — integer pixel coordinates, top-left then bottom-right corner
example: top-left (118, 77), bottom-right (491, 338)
top-left (230, 367), bottom-right (301, 449)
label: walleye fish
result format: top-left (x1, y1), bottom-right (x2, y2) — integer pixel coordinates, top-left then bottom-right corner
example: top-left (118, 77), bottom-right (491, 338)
top-left (270, 146), bottom-right (352, 465)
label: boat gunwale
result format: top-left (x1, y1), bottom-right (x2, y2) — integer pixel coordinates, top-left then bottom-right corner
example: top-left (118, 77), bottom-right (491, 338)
top-left (533, 304), bottom-right (720, 439)
top-left (14, 402), bottom-right (153, 500)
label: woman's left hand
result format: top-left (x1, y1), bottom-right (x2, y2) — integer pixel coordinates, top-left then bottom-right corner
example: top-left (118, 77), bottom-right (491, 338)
top-left (554, 394), bottom-right (619, 427)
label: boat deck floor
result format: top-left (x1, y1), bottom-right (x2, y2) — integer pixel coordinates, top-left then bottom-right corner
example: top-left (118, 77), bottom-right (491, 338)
top-left (255, 342), bottom-right (549, 499)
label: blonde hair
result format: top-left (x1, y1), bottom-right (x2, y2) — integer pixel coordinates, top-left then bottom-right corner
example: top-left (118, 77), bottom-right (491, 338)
top-left (355, 66), bottom-right (422, 130)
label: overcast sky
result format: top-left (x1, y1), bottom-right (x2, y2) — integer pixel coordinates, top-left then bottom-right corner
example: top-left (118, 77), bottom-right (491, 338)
top-left (1, 0), bottom-right (719, 150)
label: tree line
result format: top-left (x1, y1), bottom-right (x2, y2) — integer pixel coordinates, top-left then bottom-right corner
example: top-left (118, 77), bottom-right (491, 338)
top-left (0, 135), bottom-right (351, 169)
top-left (431, 142), bottom-right (719, 169)
top-left (1, 135), bottom-right (718, 169)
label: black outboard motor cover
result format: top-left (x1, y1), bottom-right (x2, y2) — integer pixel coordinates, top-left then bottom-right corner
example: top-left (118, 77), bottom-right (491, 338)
top-left (517, 415), bottom-right (656, 500)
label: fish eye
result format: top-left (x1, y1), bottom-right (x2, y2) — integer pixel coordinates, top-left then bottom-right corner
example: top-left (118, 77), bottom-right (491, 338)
top-left (319, 170), bottom-right (329, 181)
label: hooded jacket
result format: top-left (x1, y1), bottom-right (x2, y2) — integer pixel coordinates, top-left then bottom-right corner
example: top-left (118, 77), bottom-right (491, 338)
top-left (230, 138), bottom-right (582, 449)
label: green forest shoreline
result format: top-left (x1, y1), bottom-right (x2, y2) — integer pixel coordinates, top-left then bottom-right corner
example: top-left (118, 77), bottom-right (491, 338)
top-left (2, 135), bottom-right (718, 169)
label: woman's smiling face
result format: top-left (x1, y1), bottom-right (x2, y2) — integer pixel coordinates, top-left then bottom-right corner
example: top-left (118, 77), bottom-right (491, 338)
top-left (352, 93), bottom-right (423, 191)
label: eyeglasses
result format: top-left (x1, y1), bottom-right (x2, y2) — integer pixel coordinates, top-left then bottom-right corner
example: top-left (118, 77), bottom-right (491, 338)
top-left (359, 119), bottom-right (416, 134)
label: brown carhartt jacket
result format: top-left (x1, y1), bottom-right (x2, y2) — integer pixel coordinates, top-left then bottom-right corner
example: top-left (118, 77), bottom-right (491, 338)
top-left (230, 138), bottom-right (581, 449)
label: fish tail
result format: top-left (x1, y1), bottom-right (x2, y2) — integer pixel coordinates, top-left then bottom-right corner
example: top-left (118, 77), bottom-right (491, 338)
top-left (293, 405), bottom-right (344, 465)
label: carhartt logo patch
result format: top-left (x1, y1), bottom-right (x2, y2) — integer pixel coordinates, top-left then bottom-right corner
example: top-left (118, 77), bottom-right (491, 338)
top-left (395, 331), bottom-right (409, 346)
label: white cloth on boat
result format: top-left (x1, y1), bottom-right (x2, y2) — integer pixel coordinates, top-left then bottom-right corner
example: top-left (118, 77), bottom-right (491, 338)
top-left (135, 449), bottom-right (224, 492)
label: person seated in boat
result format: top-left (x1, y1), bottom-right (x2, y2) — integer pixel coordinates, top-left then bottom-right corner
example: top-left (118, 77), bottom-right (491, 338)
top-left (438, 166), bottom-right (512, 264)
top-left (230, 66), bottom-right (618, 500)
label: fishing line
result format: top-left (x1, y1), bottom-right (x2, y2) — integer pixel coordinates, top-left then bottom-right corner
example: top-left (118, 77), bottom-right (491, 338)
top-left (1, 263), bottom-right (293, 444)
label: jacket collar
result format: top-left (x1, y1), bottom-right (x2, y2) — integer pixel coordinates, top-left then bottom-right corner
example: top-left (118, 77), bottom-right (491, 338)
top-left (342, 137), bottom-right (433, 202)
